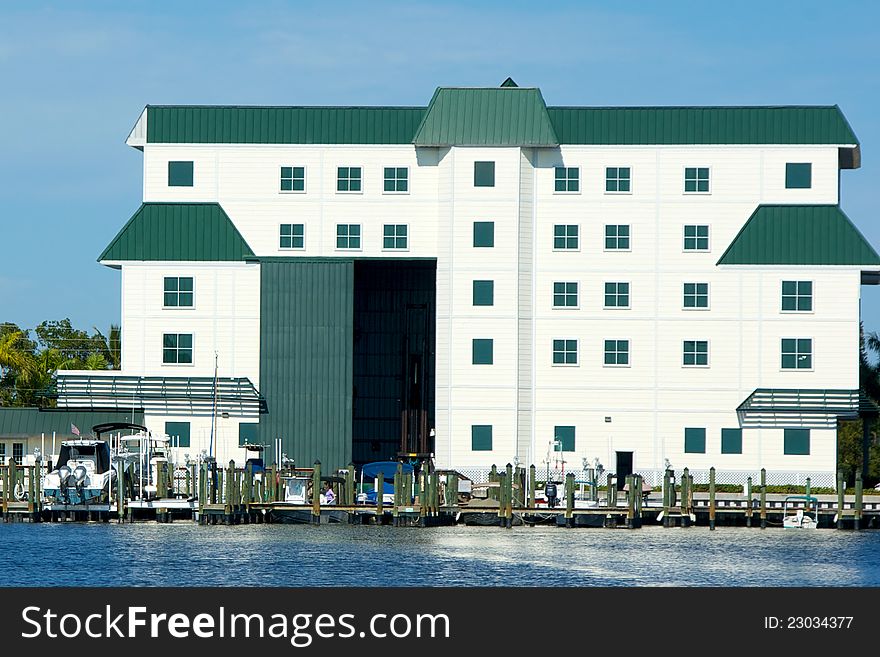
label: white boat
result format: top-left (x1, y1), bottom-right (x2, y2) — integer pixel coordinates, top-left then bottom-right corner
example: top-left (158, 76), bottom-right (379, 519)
top-left (116, 428), bottom-right (173, 500)
top-left (782, 495), bottom-right (819, 529)
top-left (43, 440), bottom-right (115, 504)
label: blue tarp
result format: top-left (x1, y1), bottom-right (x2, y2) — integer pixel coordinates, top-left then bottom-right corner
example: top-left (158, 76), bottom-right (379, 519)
top-left (361, 461), bottom-right (413, 481)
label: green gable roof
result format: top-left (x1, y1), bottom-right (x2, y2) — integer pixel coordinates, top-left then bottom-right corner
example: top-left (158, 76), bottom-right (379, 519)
top-left (99, 203), bottom-right (254, 262)
top-left (717, 205), bottom-right (880, 266)
top-left (147, 106), bottom-right (426, 144)
top-left (0, 407), bottom-right (144, 438)
top-left (547, 106), bottom-right (858, 145)
top-left (412, 87), bottom-right (558, 146)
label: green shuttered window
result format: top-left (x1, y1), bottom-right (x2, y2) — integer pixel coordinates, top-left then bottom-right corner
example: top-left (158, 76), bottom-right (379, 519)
top-left (162, 333), bottom-right (193, 364)
top-left (165, 421), bottom-right (191, 448)
top-left (554, 426), bottom-right (576, 451)
top-left (553, 282), bottom-right (578, 308)
top-left (553, 224), bottom-right (579, 250)
top-left (684, 427), bottom-right (706, 453)
top-left (472, 280), bottom-right (494, 306)
top-left (280, 166), bottom-right (305, 192)
top-left (472, 339), bottom-right (494, 365)
top-left (336, 224), bottom-right (361, 249)
top-left (552, 339), bottom-right (578, 365)
top-left (554, 167), bottom-right (579, 192)
top-left (280, 223), bottom-right (305, 249)
top-left (785, 163), bottom-right (812, 189)
top-left (684, 167), bottom-right (710, 193)
top-left (605, 224), bottom-right (630, 250)
top-left (721, 428), bottom-right (742, 454)
top-left (605, 167), bottom-right (631, 193)
top-left (604, 282), bottom-right (630, 308)
top-left (239, 423), bottom-right (259, 447)
top-left (781, 338), bottom-right (812, 369)
top-left (471, 425), bottom-right (493, 451)
top-left (383, 167), bottom-right (408, 193)
top-left (473, 222), bottom-right (494, 247)
top-left (683, 283), bottom-right (709, 309)
top-left (474, 161), bottom-right (495, 187)
top-left (784, 428), bottom-right (810, 455)
top-left (168, 161), bottom-right (193, 187)
top-left (337, 167), bottom-right (362, 192)
top-left (604, 340), bottom-right (629, 366)
top-left (382, 224), bottom-right (408, 250)
top-left (163, 277), bottom-right (194, 307)
top-left (683, 340), bottom-right (709, 366)
top-left (683, 225), bottom-right (709, 251)
top-left (781, 281), bottom-right (812, 312)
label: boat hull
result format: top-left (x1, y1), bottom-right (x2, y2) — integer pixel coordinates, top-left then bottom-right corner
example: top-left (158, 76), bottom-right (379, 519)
top-left (43, 488), bottom-right (106, 504)
top-left (270, 508), bottom-right (350, 524)
top-left (460, 512), bottom-right (523, 527)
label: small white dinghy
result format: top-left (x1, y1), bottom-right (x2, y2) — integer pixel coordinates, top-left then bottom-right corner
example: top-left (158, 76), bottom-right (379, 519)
top-left (782, 495), bottom-right (818, 529)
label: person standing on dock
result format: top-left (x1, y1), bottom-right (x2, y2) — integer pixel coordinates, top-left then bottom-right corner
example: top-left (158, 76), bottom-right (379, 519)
top-left (321, 481), bottom-right (336, 505)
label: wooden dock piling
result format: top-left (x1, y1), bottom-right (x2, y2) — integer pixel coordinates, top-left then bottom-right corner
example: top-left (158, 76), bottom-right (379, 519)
top-left (836, 470), bottom-right (845, 530)
top-left (662, 469), bottom-right (672, 528)
top-left (745, 475), bottom-right (753, 528)
top-left (311, 460), bottom-right (321, 524)
top-left (681, 468), bottom-right (690, 527)
top-left (528, 465), bottom-right (536, 509)
top-left (855, 470), bottom-right (863, 531)
top-left (708, 467), bottom-right (716, 531)
top-left (759, 468), bottom-right (767, 529)
top-left (564, 472), bottom-right (574, 528)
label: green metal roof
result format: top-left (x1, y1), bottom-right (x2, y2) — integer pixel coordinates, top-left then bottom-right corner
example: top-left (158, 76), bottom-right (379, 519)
top-left (140, 99), bottom-right (859, 146)
top-left (0, 408), bottom-right (144, 438)
top-left (546, 106), bottom-right (858, 145)
top-left (99, 203), bottom-right (255, 262)
top-left (147, 106), bottom-right (426, 144)
top-left (717, 205), bottom-right (880, 266)
top-left (412, 87), bottom-right (558, 146)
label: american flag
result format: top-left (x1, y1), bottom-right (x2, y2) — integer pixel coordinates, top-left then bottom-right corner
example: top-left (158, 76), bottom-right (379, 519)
top-left (71, 424), bottom-right (80, 436)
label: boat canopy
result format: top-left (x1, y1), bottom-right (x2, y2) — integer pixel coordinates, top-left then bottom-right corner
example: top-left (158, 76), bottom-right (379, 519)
top-left (57, 442), bottom-right (111, 474)
top-left (362, 461), bottom-right (413, 481)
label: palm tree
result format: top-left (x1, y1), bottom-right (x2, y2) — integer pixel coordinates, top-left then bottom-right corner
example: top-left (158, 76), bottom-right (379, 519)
top-left (0, 330), bottom-right (30, 372)
top-left (92, 324), bottom-right (121, 369)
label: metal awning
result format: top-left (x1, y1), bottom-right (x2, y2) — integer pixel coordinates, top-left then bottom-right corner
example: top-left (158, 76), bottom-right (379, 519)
top-left (737, 388), bottom-right (877, 428)
top-left (54, 374), bottom-right (267, 418)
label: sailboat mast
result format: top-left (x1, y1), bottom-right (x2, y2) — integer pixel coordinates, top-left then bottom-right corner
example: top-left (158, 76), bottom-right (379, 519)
top-left (209, 351), bottom-right (218, 458)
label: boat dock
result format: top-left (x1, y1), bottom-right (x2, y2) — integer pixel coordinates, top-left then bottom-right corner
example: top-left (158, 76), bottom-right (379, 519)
top-left (2, 459), bottom-right (879, 530)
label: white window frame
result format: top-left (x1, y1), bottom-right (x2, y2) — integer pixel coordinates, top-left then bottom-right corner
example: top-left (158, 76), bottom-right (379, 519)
top-left (683, 165), bottom-right (712, 195)
top-left (335, 223), bottom-right (363, 251)
top-left (682, 224), bottom-right (711, 253)
top-left (161, 332), bottom-right (195, 367)
top-left (603, 338), bottom-right (631, 368)
top-left (335, 166), bottom-right (364, 194)
top-left (780, 280), bottom-right (815, 314)
top-left (682, 282), bottom-right (710, 311)
top-left (552, 224), bottom-right (581, 252)
top-left (279, 165), bottom-right (307, 194)
top-left (604, 166), bottom-right (633, 195)
top-left (682, 339), bottom-right (711, 368)
top-left (279, 223), bottom-right (306, 251)
top-left (552, 281), bottom-right (580, 310)
top-left (382, 166), bottom-right (410, 195)
top-left (553, 166), bottom-right (581, 195)
top-left (603, 224), bottom-right (632, 252)
top-left (603, 281), bottom-right (631, 310)
top-left (780, 337), bottom-right (814, 372)
top-left (162, 276), bottom-right (196, 311)
top-left (551, 338), bottom-right (580, 367)
top-left (381, 223), bottom-right (410, 251)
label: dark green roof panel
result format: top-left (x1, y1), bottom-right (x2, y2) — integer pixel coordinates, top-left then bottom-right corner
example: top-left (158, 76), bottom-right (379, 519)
top-left (717, 205), bottom-right (880, 266)
top-left (99, 203), bottom-right (255, 262)
top-left (412, 87), bottom-right (558, 146)
top-left (147, 107), bottom-right (426, 144)
top-left (0, 408), bottom-right (144, 438)
top-left (547, 106), bottom-right (858, 145)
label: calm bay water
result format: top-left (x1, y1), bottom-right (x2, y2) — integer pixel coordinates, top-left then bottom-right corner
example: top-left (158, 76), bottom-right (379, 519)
top-left (1, 523), bottom-right (878, 587)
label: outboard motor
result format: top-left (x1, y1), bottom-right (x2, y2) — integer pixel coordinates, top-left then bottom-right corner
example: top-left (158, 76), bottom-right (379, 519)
top-left (545, 481), bottom-right (558, 508)
top-left (74, 465), bottom-right (88, 503)
top-left (58, 465), bottom-right (72, 504)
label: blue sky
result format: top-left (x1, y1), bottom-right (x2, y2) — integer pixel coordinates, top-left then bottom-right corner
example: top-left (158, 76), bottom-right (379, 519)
top-left (2, 0), bottom-right (880, 333)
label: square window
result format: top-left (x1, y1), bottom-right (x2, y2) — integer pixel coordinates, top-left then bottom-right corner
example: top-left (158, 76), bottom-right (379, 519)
top-left (336, 224), bottom-right (361, 249)
top-left (474, 161), bottom-right (495, 187)
top-left (0, 443), bottom-right (5, 463)
top-left (784, 428), bottom-right (810, 455)
top-left (605, 224), bottom-right (630, 250)
top-left (12, 443), bottom-right (23, 465)
top-left (785, 163), bottom-right (812, 189)
top-left (604, 339), bottom-right (629, 366)
top-left (554, 167), bottom-right (580, 193)
top-left (683, 225), bottom-right (709, 251)
top-left (554, 426), bottom-right (576, 451)
top-left (684, 167), bottom-right (710, 193)
top-left (163, 276), bottom-right (194, 307)
top-left (383, 167), bottom-right (409, 193)
top-left (168, 161), bottom-right (194, 187)
top-left (337, 166), bottom-right (362, 192)
top-left (382, 224), bottom-right (408, 250)
top-left (239, 422), bottom-right (259, 447)
top-left (163, 333), bottom-right (193, 364)
top-left (605, 166), bottom-right (631, 193)
top-left (473, 221), bottom-right (495, 247)
top-left (781, 280), bottom-right (812, 312)
top-left (472, 339), bottom-right (494, 365)
top-left (280, 166), bottom-right (305, 192)
top-left (684, 427), bottom-right (706, 453)
top-left (473, 280), bottom-right (494, 306)
top-left (552, 281), bottom-right (578, 308)
top-left (165, 421), bottom-right (191, 448)
top-left (683, 282), bottom-right (709, 309)
top-left (604, 282), bottom-right (630, 308)
top-left (781, 338), bottom-right (812, 369)
top-left (683, 340), bottom-right (709, 366)
top-left (552, 339), bottom-right (578, 365)
top-left (553, 224), bottom-right (579, 250)
top-left (279, 223), bottom-right (305, 249)
top-left (721, 428), bottom-right (742, 454)
top-left (471, 425), bottom-right (493, 451)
